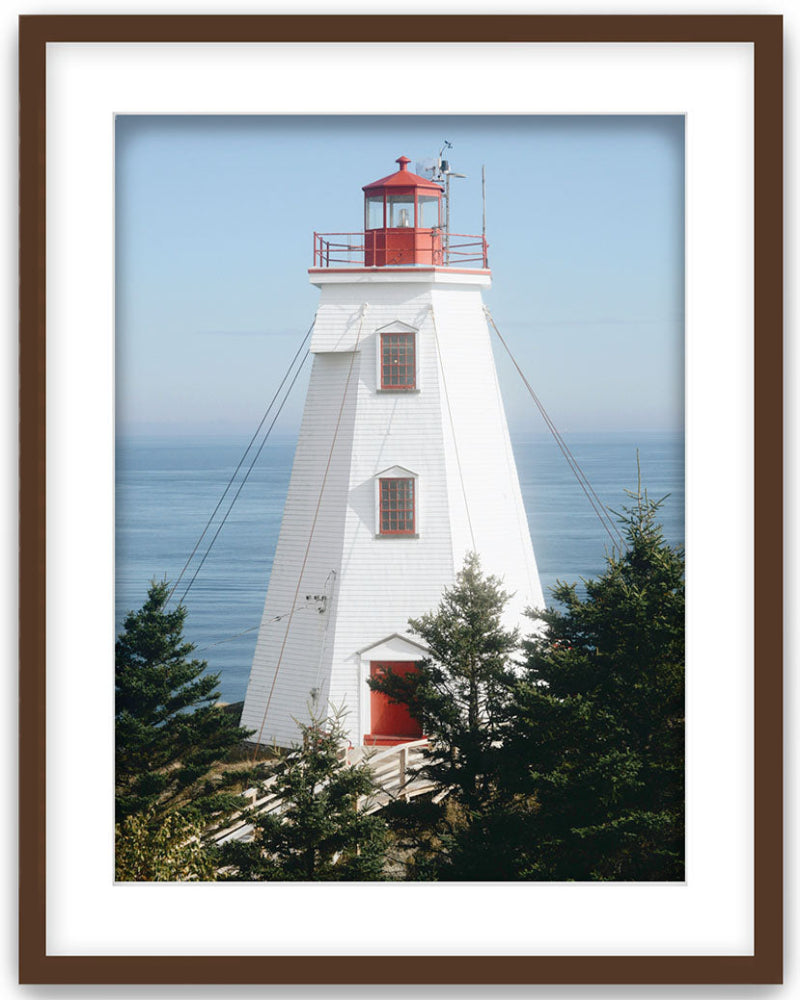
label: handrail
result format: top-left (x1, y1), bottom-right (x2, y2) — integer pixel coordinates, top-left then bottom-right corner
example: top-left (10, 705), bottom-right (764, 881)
top-left (312, 231), bottom-right (489, 269)
top-left (212, 737), bottom-right (437, 844)
top-left (360, 737), bottom-right (429, 766)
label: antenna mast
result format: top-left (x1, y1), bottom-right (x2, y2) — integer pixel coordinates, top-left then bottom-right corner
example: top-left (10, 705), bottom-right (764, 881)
top-left (437, 140), bottom-right (466, 266)
top-left (482, 164), bottom-right (486, 240)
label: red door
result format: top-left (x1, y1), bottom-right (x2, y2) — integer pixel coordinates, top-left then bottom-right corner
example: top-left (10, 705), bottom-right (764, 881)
top-left (367, 661), bottom-right (422, 746)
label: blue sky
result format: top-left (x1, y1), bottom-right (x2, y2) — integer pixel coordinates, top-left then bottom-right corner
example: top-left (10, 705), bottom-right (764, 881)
top-left (115, 115), bottom-right (684, 437)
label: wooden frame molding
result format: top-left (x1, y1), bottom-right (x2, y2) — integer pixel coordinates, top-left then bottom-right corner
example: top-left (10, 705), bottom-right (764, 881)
top-left (18, 14), bottom-right (783, 986)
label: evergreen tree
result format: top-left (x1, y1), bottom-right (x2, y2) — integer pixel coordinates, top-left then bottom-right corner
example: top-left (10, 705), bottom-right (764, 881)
top-left (218, 711), bottom-right (389, 881)
top-left (115, 580), bottom-right (255, 831)
top-left (504, 486), bottom-right (685, 880)
top-left (367, 553), bottom-right (521, 879)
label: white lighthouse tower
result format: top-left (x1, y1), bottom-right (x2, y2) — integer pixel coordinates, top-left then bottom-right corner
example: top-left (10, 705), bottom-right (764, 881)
top-left (241, 156), bottom-right (544, 749)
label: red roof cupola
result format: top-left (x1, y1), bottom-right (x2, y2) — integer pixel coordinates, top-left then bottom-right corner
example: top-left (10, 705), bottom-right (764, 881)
top-left (362, 155), bottom-right (443, 267)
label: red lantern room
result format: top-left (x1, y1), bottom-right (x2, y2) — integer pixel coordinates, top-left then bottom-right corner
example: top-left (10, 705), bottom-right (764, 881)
top-left (362, 155), bottom-right (443, 267)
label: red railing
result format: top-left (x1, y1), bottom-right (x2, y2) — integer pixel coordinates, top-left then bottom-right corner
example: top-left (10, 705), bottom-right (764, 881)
top-left (312, 231), bottom-right (489, 269)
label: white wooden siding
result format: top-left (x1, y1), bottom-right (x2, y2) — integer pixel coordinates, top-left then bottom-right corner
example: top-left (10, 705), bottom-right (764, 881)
top-left (241, 270), bottom-right (543, 748)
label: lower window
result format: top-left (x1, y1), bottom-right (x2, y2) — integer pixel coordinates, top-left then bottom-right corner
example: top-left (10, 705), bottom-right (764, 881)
top-left (379, 477), bottom-right (415, 535)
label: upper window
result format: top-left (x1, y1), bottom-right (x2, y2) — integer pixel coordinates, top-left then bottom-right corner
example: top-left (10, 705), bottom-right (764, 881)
top-left (381, 331), bottom-right (416, 390)
top-left (379, 478), bottom-right (415, 535)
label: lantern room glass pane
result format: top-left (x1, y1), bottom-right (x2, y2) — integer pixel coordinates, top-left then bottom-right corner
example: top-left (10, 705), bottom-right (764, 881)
top-left (387, 195), bottom-right (414, 228)
top-left (366, 196), bottom-right (384, 229)
top-left (417, 194), bottom-right (440, 228)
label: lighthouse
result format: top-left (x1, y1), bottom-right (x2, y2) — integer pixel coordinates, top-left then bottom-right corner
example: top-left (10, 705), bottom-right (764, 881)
top-left (241, 156), bottom-right (544, 749)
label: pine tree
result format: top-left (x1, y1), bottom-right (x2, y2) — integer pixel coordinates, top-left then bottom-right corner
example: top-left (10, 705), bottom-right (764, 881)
top-left (218, 711), bottom-right (389, 881)
top-left (367, 553), bottom-right (521, 879)
top-left (504, 486), bottom-right (685, 880)
top-left (115, 580), bottom-right (255, 831)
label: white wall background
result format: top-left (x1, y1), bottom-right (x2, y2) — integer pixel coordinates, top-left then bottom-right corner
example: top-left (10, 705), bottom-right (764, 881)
top-left (2, 1), bottom-right (795, 999)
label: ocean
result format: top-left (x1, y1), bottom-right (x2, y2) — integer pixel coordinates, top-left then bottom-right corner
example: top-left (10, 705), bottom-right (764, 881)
top-left (115, 430), bottom-right (684, 705)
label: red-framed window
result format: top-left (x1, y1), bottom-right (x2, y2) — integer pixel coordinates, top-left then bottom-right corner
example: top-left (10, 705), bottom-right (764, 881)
top-left (379, 477), bottom-right (415, 535)
top-left (380, 331), bottom-right (416, 390)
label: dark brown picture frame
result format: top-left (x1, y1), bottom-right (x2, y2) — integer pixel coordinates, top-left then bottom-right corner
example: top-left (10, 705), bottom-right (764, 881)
top-left (19, 14), bottom-right (783, 986)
